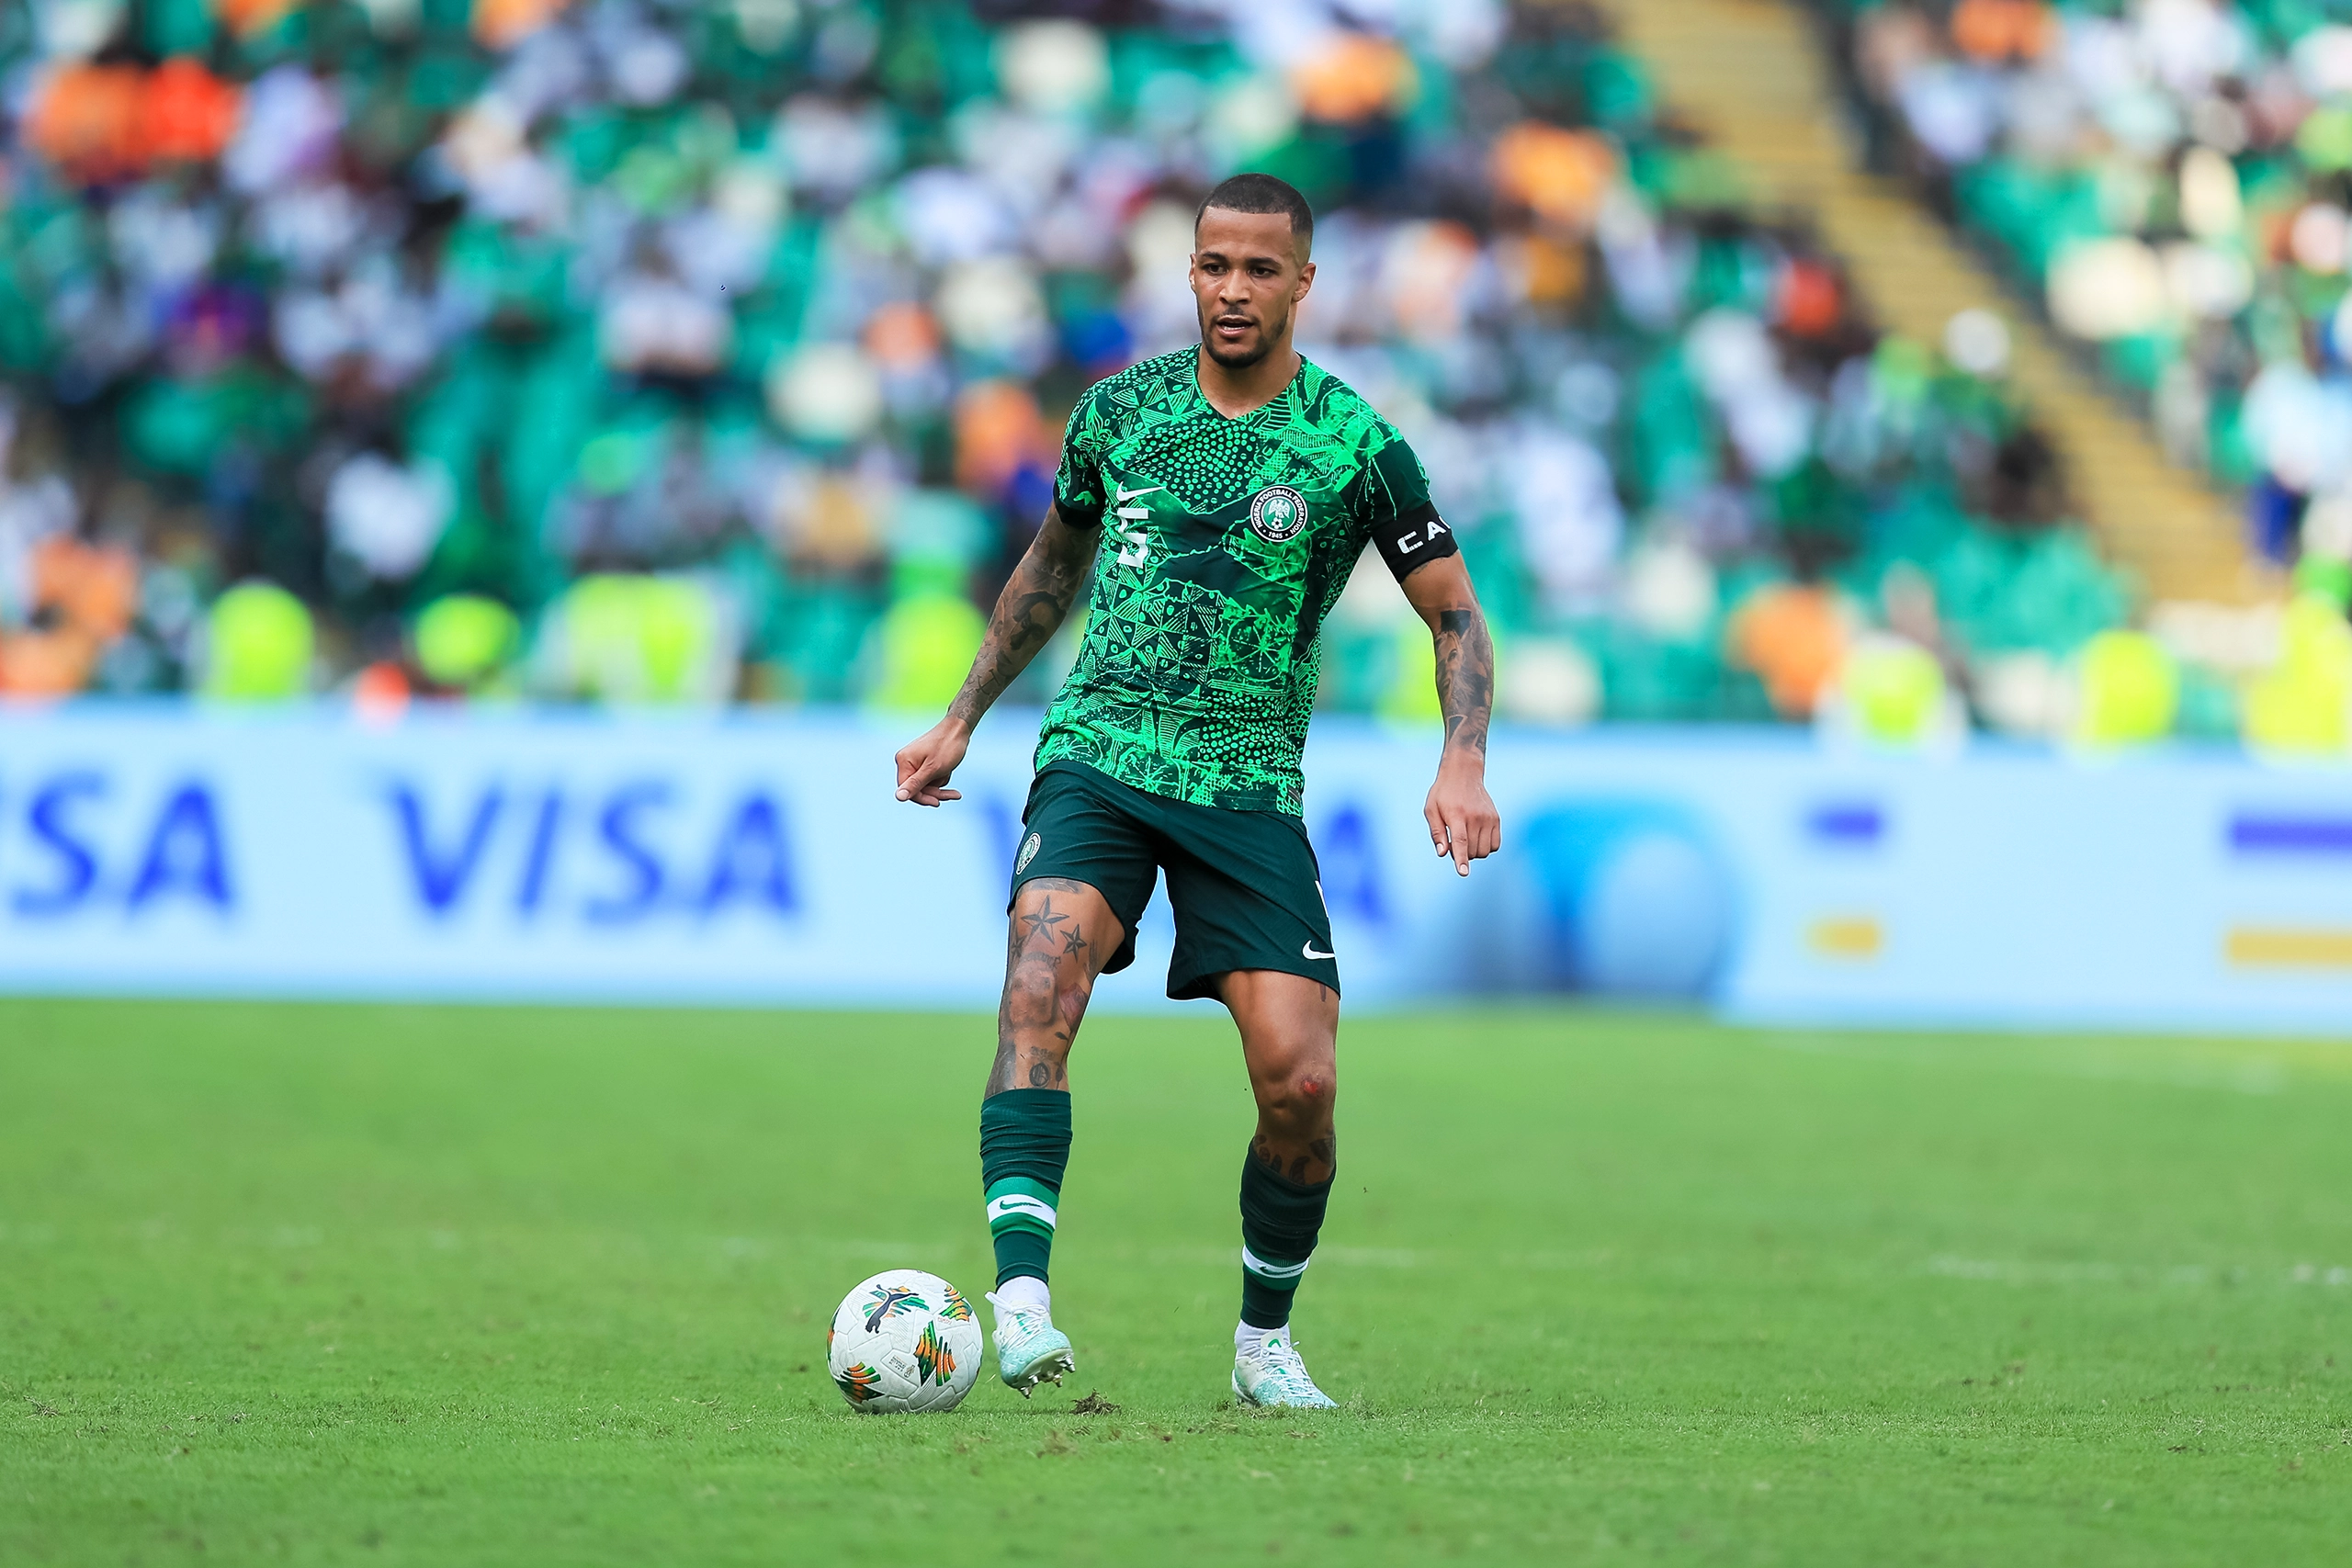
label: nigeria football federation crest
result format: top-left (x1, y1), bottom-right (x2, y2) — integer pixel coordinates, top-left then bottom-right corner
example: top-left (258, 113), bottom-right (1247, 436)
top-left (1015, 832), bottom-right (1042, 874)
top-left (1248, 485), bottom-right (1309, 543)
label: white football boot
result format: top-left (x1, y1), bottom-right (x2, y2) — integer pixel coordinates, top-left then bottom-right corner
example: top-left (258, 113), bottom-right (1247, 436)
top-left (987, 1292), bottom-right (1075, 1395)
top-left (1232, 1328), bottom-right (1339, 1409)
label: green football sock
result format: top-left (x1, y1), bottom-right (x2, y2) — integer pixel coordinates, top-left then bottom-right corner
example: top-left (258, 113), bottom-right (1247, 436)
top-left (980, 1089), bottom-right (1071, 1288)
top-left (1238, 1146), bottom-right (1332, 1330)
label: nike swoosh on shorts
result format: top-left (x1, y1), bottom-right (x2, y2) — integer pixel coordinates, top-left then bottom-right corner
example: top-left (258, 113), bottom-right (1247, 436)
top-left (1303, 942), bottom-right (1337, 961)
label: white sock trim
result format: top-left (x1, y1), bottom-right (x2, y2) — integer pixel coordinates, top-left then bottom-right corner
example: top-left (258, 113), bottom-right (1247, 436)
top-left (986, 1192), bottom-right (1057, 1230)
top-left (1241, 1245), bottom-right (1311, 1282)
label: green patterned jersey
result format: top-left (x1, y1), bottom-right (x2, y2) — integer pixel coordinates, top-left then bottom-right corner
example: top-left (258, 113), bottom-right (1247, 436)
top-left (1036, 348), bottom-right (1448, 816)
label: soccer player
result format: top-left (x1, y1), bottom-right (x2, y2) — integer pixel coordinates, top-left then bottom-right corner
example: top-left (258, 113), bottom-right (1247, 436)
top-left (892, 173), bottom-right (1499, 1409)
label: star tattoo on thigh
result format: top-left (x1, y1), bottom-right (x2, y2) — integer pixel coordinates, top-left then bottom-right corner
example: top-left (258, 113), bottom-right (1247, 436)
top-left (1020, 898), bottom-right (1069, 948)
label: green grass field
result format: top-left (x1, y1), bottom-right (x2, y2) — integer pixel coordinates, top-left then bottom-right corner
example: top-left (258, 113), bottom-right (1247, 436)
top-left (4, 999), bottom-right (2348, 1564)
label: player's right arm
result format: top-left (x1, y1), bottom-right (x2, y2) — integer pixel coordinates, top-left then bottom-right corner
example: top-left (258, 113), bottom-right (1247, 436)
top-left (892, 502), bottom-right (1097, 806)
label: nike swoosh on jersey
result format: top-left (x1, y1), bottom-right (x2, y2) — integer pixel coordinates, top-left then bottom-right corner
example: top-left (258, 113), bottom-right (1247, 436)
top-left (1114, 483), bottom-right (1164, 503)
top-left (1303, 942), bottom-right (1337, 961)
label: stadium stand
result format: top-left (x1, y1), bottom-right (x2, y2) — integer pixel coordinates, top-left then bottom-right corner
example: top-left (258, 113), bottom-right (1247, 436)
top-left (0, 0), bottom-right (2190, 736)
top-left (1819, 3), bottom-right (2346, 592)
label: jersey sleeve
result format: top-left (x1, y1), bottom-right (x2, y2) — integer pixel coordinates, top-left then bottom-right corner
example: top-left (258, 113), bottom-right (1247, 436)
top-left (1357, 434), bottom-right (1458, 581)
top-left (1051, 391), bottom-right (1108, 530)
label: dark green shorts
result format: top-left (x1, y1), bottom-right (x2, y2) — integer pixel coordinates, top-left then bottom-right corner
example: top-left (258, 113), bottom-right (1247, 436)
top-left (1012, 761), bottom-right (1339, 1001)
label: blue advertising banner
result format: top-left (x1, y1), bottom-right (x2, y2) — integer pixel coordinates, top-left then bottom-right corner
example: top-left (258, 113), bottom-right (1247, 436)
top-left (2, 705), bottom-right (2350, 1031)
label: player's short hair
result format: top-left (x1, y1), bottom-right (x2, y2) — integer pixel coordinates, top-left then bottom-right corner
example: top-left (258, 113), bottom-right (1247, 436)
top-left (1195, 173), bottom-right (1315, 256)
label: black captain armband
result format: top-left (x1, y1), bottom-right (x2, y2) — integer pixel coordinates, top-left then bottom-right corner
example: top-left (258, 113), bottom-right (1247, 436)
top-left (1053, 491), bottom-right (1105, 531)
top-left (1369, 505), bottom-right (1459, 581)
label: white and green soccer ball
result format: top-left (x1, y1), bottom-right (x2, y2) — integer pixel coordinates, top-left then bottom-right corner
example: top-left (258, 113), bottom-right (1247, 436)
top-left (826, 1269), bottom-right (982, 1413)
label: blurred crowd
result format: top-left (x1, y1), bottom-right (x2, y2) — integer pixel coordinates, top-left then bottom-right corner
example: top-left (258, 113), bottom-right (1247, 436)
top-left (1838, 3), bottom-right (2352, 591)
top-left (0, 0), bottom-right (2152, 738)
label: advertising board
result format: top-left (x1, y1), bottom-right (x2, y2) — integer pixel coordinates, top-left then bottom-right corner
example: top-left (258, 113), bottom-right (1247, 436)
top-left (2, 705), bottom-right (2349, 1031)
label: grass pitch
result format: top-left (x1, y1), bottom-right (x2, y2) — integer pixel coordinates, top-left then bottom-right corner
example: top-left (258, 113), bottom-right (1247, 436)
top-left (4, 1000), bottom-right (2348, 1564)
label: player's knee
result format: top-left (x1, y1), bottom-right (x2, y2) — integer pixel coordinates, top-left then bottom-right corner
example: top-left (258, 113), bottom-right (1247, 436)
top-left (1256, 1062), bottom-right (1338, 1128)
top-left (1002, 964), bottom-right (1088, 1040)
top-left (1001, 963), bottom-right (1056, 1028)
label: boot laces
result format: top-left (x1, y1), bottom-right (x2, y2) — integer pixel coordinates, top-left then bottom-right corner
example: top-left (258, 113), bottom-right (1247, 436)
top-left (1257, 1336), bottom-right (1319, 1395)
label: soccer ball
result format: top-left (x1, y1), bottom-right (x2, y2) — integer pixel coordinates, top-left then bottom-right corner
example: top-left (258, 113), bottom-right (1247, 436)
top-left (826, 1269), bottom-right (983, 1414)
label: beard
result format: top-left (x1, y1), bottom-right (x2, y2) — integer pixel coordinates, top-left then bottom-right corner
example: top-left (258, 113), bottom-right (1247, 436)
top-left (1199, 300), bottom-right (1289, 367)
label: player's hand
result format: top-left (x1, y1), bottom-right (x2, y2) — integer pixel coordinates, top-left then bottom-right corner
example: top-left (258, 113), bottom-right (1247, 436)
top-left (894, 717), bottom-right (971, 807)
top-left (1424, 754), bottom-right (1500, 876)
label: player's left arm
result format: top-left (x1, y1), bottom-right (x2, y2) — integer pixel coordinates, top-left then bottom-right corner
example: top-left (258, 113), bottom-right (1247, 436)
top-left (1361, 433), bottom-right (1499, 876)
top-left (1399, 554), bottom-right (1500, 876)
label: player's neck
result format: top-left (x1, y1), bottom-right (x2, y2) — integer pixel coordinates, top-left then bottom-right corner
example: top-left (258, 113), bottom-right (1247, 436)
top-left (1193, 342), bottom-right (1300, 420)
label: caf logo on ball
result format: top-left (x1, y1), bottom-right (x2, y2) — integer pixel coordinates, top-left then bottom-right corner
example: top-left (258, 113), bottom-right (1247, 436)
top-left (1249, 486), bottom-right (1309, 543)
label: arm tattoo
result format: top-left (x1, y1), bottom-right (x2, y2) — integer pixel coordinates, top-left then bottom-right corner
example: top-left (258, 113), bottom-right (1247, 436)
top-left (944, 508), bottom-right (1094, 729)
top-left (1432, 605), bottom-right (1494, 760)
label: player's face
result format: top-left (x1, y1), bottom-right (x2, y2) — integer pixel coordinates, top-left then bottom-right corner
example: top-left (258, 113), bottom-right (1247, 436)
top-left (1190, 209), bottom-right (1315, 369)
